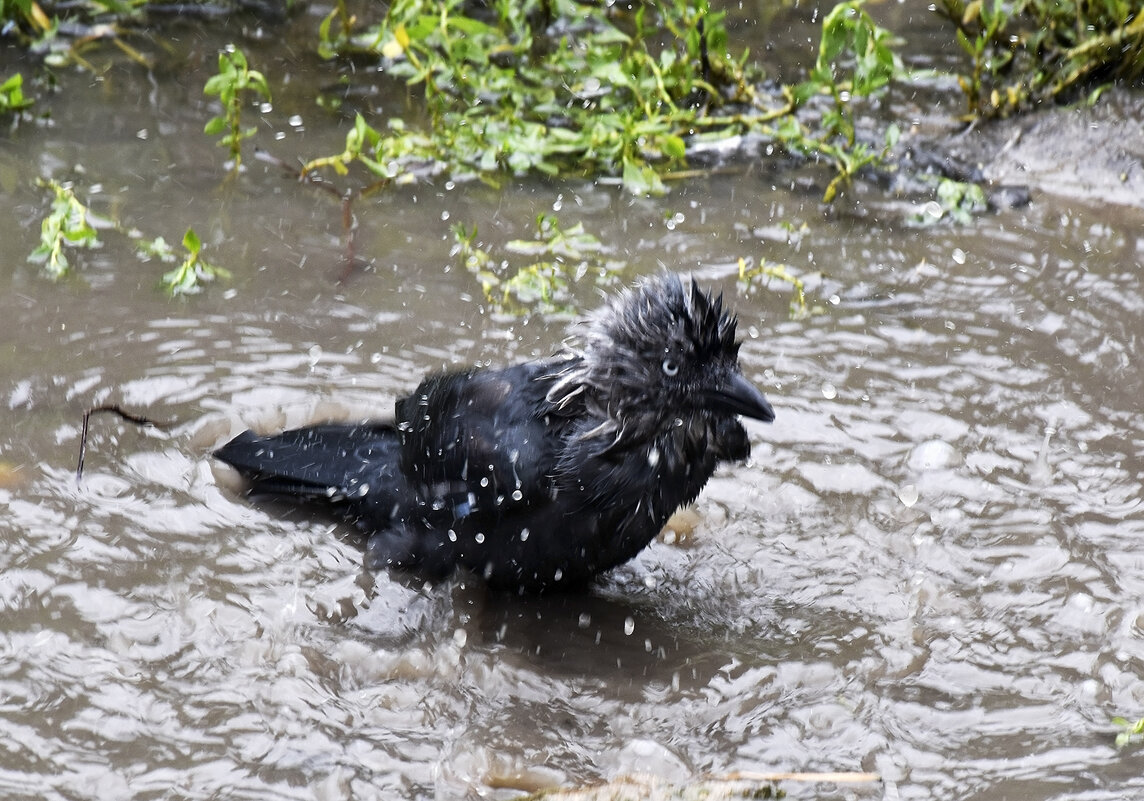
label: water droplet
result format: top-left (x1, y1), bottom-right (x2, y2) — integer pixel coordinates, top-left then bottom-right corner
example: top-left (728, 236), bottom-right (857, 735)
top-left (259, 102), bottom-right (273, 114)
top-left (898, 484), bottom-right (919, 507)
top-left (822, 382), bottom-right (837, 400)
top-left (952, 248), bottom-right (967, 265)
top-left (452, 629), bottom-right (467, 647)
top-left (922, 201), bottom-right (943, 219)
top-left (578, 613), bottom-right (591, 628)
top-left (289, 114), bottom-right (303, 127)
top-left (440, 210), bottom-right (450, 221)
top-left (475, 532), bottom-right (485, 544)
top-left (624, 617), bottom-right (635, 636)
top-left (908, 440), bottom-right (962, 471)
top-left (519, 528), bottom-right (530, 542)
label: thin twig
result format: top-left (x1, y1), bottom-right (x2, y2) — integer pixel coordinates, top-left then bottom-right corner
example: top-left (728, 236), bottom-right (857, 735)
top-left (76, 404), bottom-right (175, 481)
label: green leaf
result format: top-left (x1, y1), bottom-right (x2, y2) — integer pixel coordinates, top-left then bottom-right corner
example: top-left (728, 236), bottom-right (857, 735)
top-left (182, 227), bottom-right (202, 254)
top-left (661, 134), bottom-right (687, 160)
top-left (621, 157), bottom-right (666, 196)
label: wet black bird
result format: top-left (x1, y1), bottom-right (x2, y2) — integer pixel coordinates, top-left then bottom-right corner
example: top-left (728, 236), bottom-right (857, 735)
top-left (214, 273), bottom-right (775, 592)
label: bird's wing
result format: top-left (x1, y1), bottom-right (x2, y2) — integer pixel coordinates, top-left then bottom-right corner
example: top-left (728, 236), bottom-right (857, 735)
top-left (395, 362), bottom-right (563, 517)
top-left (214, 422), bottom-right (403, 501)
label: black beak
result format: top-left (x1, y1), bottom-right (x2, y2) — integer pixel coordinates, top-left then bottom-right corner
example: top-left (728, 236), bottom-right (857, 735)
top-left (703, 373), bottom-right (775, 422)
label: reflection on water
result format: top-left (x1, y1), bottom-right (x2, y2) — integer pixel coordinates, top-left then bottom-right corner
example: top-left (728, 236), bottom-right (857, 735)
top-left (3, 13), bottom-right (1144, 801)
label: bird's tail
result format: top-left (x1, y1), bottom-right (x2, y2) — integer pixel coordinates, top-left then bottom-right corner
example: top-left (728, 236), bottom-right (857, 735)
top-left (213, 422), bottom-right (402, 502)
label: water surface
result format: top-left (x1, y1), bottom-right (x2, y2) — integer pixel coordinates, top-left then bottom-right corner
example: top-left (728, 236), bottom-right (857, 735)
top-left (3, 8), bottom-right (1144, 801)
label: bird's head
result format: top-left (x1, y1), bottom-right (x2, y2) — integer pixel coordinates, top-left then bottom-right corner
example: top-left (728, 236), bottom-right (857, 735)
top-left (548, 273), bottom-right (774, 451)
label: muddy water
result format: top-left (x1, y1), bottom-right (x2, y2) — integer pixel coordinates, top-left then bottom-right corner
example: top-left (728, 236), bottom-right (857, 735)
top-left (3, 9), bottom-right (1144, 801)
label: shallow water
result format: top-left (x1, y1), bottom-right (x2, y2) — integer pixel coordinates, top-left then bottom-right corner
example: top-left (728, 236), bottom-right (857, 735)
top-left (3, 7), bottom-right (1144, 801)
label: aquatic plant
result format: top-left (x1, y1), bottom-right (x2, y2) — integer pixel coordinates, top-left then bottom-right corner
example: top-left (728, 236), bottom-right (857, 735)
top-left (452, 215), bottom-right (620, 315)
top-left (1114, 714), bottom-right (1144, 748)
top-left (28, 179), bottom-right (102, 278)
top-left (785, 0), bottom-right (903, 201)
top-left (937, 0), bottom-right (1144, 117)
top-left (152, 228), bottom-right (231, 295)
top-left (28, 179), bottom-right (229, 292)
top-left (738, 256), bottom-right (816, 320)
top-left (308, 0), bottom-right (903, 199)
top-left (203, 46), bottom-right (271, 172)
top-left (0, 72), bottom-right (33, 116)
top-left (909, 177), bottom-right (988, 226)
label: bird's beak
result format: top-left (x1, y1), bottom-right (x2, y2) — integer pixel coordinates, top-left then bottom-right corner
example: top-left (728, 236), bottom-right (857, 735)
top-left (703, 373), bottom-right (775, 422)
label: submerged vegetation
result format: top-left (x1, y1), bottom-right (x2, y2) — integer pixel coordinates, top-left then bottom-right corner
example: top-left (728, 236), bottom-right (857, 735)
top-left (151, 228), bottom-right (231, 296)
top-left (452, 214), bottom-right (621, 315)
top-left (27, 180), bottom-right (226, 294)
top-left (28, 179), bottom-right (102, 278)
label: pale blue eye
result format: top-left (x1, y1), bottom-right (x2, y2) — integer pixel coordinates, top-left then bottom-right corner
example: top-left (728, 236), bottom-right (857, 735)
top-left (662, 358), bottom-right (680, 376)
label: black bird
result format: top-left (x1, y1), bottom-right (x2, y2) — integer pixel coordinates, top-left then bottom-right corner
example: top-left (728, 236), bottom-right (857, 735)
top-left (214, 273), bottom-right (775, 592)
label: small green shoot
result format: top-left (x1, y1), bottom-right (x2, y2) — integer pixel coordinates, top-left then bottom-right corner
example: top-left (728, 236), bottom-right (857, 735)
top-left (203, 46), bottom-right (271, 171)
top-left (158, 228), bottom-right (230, 295)
top-left (910, 177), bottom-right (987, 226)
top-left (1114, 716), bottom-right (1144, 749)
top-left (738, 256), bottom-right (815, 320)
top-left (28, 179), bottom-right (101, 279)
top-left (797, 1), bottom-right (901, 146)
top-left (0, 73), bottom-right (34, 115)
top-left (789, 0), bottom-right (903, 201)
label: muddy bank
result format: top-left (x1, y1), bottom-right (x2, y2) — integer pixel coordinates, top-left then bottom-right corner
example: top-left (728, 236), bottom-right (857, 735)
top-left (940, 89), bottom-right (1144, 212)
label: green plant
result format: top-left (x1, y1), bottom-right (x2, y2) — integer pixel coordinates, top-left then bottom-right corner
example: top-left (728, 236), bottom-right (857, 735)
top-left (452, 215), bottom-right (620, 314)
top-left (1114, 715), bottom-right (1144, 748)
top-left (155, 228), bottom-right (230, 295)
top-left (738, 256), bottom-right (816, 320)
top-left (309, 0), bottom-right (760, 195)
top-left (938, 0), bottom-right (1144, 118)
top-left (909, 177), bottom-right (987, 225)
top-left (788, 0), bottom-right (903, 200)
top-left (797, 1), bottom-right (900, 145)
top-left (203, 46), bottom-right (271, 171)
top-left (0, 73), bottom-right (34, 115)
top-left (28, 179), bottom-right (102, 278)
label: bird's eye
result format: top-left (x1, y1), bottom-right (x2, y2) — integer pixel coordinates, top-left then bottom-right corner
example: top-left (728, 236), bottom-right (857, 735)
top-left (661, 358), bottom-right (680, 377)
